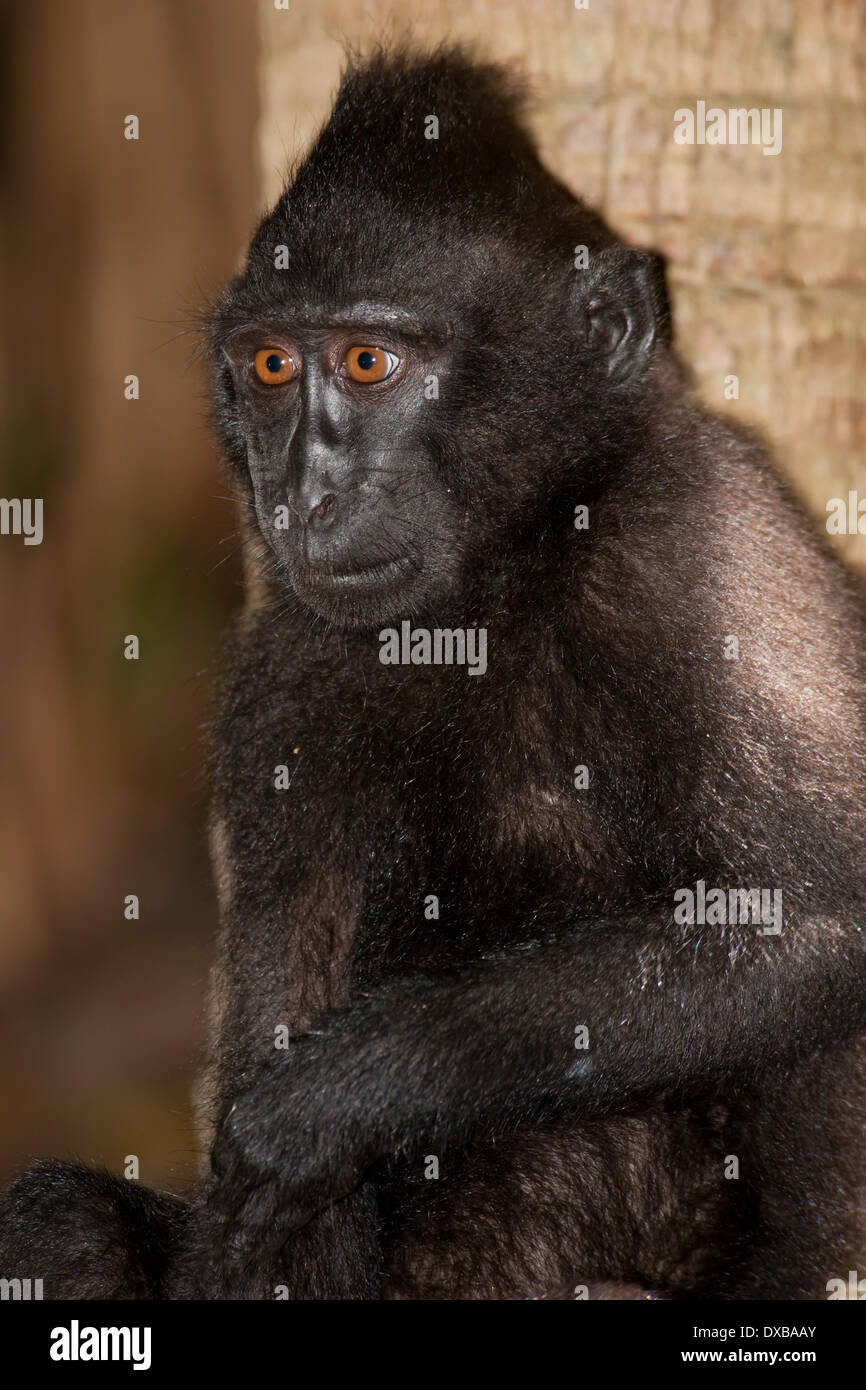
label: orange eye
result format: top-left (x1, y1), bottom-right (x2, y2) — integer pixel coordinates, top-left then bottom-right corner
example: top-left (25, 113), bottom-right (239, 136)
top-left (343, 345), bottom-right (398, 383)
top-left (253, 347), bottom-right (296, 385)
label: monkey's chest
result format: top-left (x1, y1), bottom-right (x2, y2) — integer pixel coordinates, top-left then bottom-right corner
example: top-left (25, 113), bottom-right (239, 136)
top-left (354, 763), bottom-right (642, 980)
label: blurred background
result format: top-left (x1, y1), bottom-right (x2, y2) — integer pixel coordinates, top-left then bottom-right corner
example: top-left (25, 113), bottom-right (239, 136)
top-left (0, 0), bottom-right (863, 1193)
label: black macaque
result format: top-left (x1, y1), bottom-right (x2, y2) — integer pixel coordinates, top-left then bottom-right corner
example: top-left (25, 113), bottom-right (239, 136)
top-left (3, 46), bottom-right (866, 1301)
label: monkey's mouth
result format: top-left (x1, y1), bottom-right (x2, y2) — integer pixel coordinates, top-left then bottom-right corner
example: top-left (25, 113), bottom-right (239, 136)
top-left (302, 553), bottom-right (415, 594)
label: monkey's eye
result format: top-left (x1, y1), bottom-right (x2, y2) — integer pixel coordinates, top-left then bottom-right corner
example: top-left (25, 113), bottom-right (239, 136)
top-left (253, 347), bottom-right (297, 385)
top-left (343, 345), bottom-right (399, 383)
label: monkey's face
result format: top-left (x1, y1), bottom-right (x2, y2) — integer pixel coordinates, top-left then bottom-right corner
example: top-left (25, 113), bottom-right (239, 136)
top-left (216, 304), bottom-right (467, 628)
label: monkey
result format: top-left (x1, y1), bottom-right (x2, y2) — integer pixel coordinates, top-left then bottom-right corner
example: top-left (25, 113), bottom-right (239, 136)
top-left (2, 43), bottom-right (866, 1301)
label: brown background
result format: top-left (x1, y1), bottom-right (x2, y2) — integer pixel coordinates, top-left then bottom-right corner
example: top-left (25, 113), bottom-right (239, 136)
top-left (0, 0), bottom-right (863, 1192)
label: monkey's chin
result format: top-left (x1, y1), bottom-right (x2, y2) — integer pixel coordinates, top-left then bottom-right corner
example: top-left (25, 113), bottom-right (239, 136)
top-left (290, 555), bottom-right (425, 629)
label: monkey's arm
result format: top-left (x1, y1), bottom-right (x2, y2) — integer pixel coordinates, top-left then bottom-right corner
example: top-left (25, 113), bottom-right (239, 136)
top-left (173, 822), bottom-right (384, 1299)
top-left (212, 893), bottom-right (866, 1245)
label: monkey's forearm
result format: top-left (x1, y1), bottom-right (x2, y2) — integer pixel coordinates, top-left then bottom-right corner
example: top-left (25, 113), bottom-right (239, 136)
top-left (377, 909), bottom-right (866, 1127)
top-left (215, 901), bottom-right (866, 1222)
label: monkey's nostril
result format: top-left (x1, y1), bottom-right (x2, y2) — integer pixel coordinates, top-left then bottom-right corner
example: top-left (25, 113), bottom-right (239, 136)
top-left (307, 493), bottom-right (337, 530)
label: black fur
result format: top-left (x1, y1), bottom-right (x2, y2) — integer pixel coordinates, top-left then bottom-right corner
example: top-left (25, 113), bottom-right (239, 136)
top-left (3, 45), bottom-right (866, 1300)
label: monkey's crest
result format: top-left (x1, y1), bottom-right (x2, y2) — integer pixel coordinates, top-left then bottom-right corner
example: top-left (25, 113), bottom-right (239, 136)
top-left (242, 45), bottom-right (613, 313)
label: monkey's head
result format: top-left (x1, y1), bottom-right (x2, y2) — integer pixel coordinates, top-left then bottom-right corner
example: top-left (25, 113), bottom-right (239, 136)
top-left (210, 47), bottom-right (666, 629)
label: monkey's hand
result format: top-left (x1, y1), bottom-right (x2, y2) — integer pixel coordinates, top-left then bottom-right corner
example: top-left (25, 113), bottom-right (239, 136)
top-left (208, 1018), bottom-right (394, 1241)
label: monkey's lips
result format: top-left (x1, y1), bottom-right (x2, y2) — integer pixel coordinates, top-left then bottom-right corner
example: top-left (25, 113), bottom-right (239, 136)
top-left (302, 554), bottom-right (415, 595)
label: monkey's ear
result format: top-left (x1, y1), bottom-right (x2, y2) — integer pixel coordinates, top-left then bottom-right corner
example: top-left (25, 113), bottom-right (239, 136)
top-left (579, 247), bottom-right (665, 383)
